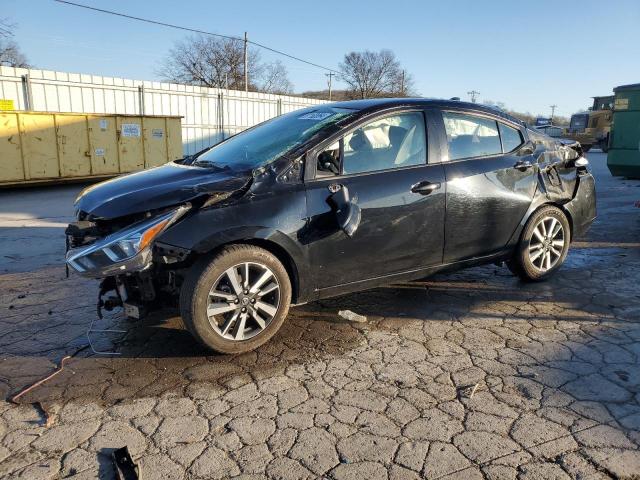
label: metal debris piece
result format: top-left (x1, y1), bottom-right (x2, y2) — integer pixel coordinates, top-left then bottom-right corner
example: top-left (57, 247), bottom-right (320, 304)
top-left (457, 383), bottom-right (482, 401)
top-left (338, 310), bottom-right (367, 323)
top-left (10, 356), bottom-right (72, 404)
top-left (86, 315), bottom-right (126, 356)
top-left (112, 446), bottom-right (140, 480)
top-left (469, 383), bottom-right (480, 399)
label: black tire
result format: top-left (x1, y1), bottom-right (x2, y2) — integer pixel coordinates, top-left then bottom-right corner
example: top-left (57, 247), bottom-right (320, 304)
top-left (179, 244), bottom-right (291, 354)
top-left (599, 139), bottom-right (609, 153)
top-left (507, 205), bottom-right (571, 282)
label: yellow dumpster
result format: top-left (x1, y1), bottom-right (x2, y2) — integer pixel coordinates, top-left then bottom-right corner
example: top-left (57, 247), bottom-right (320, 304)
top-left (0, 111), bottom-right (183, 186)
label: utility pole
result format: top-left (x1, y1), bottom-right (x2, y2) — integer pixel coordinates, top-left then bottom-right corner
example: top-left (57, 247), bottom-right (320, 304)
top-left (325, 72), bottom-right (334, 101)
top-left (550, 104), bottom-right (557, 124)
top-left (467, 90), bottom-right (480, 103)
top-left (400, 70), bottom-right (405, 97)
top-left (243, 31), bottom-right (248, 92)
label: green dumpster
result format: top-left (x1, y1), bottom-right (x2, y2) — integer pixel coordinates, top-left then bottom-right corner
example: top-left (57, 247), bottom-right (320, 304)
top-left (608, 83), bottom-right (640, 178)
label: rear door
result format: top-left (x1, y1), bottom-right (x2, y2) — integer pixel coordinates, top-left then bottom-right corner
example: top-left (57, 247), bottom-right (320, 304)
top-left (304, 109), bottom-right (446, 290)
top-left (438, 110), bottom-right (537, 263)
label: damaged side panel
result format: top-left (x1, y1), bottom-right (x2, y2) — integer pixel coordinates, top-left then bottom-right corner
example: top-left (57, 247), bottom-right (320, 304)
top-left (508, 135), bottom-right (595, 246)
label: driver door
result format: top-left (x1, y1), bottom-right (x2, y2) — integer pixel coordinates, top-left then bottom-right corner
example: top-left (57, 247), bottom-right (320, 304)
top-left (302, 110), bottom-right (446, 295)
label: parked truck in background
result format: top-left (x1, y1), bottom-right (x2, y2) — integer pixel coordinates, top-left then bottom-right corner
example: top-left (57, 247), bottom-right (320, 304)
top-left (563, 95), bottom-right (613, 152)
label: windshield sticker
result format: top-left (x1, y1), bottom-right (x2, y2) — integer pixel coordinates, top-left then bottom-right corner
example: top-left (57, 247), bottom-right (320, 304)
top-left (298, 112), bottom-right (333, 121)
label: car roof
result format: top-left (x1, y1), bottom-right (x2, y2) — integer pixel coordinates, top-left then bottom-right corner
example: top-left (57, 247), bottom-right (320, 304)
top-left (322, 98), bottom-right (523, 125)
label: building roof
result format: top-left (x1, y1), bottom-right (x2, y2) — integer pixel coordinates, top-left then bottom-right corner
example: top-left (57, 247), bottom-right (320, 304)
top-left (614, 83), bottom-right (640, 92)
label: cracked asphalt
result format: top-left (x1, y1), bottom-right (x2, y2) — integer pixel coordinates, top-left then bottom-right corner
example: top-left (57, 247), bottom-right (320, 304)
top-left (1, 152), bottom-right (639, 479)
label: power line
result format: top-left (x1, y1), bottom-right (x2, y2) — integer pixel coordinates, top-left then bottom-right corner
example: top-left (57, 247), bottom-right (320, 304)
top-left (467, 90), bottom-right (480, 103)
top-left (53, 0), bottom-right (341, 74)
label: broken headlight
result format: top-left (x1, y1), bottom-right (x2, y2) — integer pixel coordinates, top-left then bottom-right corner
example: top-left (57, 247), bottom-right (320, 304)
top-left (66, 205), bottom-right (189, 277)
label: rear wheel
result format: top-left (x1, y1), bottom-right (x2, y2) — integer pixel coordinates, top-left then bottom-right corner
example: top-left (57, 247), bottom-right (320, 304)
top-left (508, 206), bottom-right (570, 281)
top-left (180, 245), bottom-right (291, 353)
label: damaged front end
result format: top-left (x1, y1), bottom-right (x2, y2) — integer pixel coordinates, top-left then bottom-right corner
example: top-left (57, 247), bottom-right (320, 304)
top-left (66, 205), bottom-right (191, 278)
top-left (64, 160), bottom-right (255, 320)
top-left (66, 204), bottom-right (192, 318)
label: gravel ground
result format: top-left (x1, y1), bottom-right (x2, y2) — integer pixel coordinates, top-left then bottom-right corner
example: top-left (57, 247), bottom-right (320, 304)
top-left (0, 152), bottom-right (639, 479)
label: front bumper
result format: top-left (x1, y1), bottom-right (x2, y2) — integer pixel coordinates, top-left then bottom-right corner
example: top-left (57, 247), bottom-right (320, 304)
top-left (565, 171), bottom-right (596, 239)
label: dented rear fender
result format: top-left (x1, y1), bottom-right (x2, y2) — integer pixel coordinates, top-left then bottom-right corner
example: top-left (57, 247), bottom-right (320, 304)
top-left (507, 151), bottom-right (595, 246)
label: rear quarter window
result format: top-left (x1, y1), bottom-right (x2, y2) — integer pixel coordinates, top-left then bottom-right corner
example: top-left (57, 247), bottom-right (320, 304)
top-left (498, 123), bottom-right (523, 152)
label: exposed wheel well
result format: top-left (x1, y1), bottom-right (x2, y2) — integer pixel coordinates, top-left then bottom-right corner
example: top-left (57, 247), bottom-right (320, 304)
top-left (528, 202), bottom-right (574, 241)
top-left (198, 239), bottom-right (300, 304)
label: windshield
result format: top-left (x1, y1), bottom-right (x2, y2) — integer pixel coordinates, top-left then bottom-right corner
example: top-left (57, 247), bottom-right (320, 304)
top-left (193, 107), bottom-right (356, 170)
top-left (570, 114), bottom-right (589, 131)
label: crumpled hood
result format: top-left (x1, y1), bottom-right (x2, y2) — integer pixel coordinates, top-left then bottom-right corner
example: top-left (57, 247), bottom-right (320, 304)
top-left (75, 162), bottom-right (251, 219)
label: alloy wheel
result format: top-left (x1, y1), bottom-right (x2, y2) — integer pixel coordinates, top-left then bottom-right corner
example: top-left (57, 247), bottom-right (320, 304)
top-left (528, 216), bottom-right (565, 272)
top-left (206, 262), bottom-right (281, 341)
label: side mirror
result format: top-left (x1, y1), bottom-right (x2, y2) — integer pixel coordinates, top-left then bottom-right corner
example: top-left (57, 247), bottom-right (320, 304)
top-left (518, 140), bottom-right (535, 156)
top-left (326, 185), bottom-right (361, 237)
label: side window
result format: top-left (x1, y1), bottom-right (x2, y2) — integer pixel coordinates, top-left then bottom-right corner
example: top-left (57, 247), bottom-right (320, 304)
top-left (498, 123), bottom-right (523, 152)
top-left (316, 112), bottom-right (426, 176)
top-left (442, 112), bottom-right (502, 160)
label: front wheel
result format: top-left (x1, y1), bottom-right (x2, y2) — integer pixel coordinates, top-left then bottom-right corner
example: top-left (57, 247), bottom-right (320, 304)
top-left (180, 245), bottom-right (292, 353)
top-left (508, 206), bottom-right (571, 282)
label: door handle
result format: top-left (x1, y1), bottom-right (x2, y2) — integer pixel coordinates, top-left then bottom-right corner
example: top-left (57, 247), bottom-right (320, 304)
top-left (514, 160), bottom-right (534, 171)
top-left (411, 181), bottom-right (441, 195)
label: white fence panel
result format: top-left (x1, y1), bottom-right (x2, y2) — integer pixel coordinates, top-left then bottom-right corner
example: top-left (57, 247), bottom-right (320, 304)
top-left (0, 66), bottom-right (326, 155)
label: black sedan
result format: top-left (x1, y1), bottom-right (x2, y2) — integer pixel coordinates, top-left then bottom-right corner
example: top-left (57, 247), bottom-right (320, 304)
top-left (66, 99), bottom-right (596, 353)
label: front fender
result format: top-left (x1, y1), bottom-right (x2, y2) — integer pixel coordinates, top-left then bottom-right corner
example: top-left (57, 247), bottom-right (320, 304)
top-left (190, 225), bottom-right (312, 303)
top-left (156, 189), bottom-right (313, 302)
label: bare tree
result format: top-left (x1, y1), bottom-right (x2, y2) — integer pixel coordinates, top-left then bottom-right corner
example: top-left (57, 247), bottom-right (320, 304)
top-left (389, 69), bottom-right (415, 97)
top-left (339, 50), bottom-right (414, 99)
top-left (0, 17), bottom-right (30, 68)
top-left (159, 34), bottom-right (293, 94)
top-left (259, 60), bottom-right (293, 94)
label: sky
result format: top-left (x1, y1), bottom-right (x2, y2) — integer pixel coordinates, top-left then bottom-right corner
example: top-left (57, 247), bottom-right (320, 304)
top-left (4, 0), bottom-right (640, 117)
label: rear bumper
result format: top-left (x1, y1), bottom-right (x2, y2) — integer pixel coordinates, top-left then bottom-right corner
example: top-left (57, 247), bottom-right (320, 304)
top-left (564, 172), bottom-right (596, 239)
